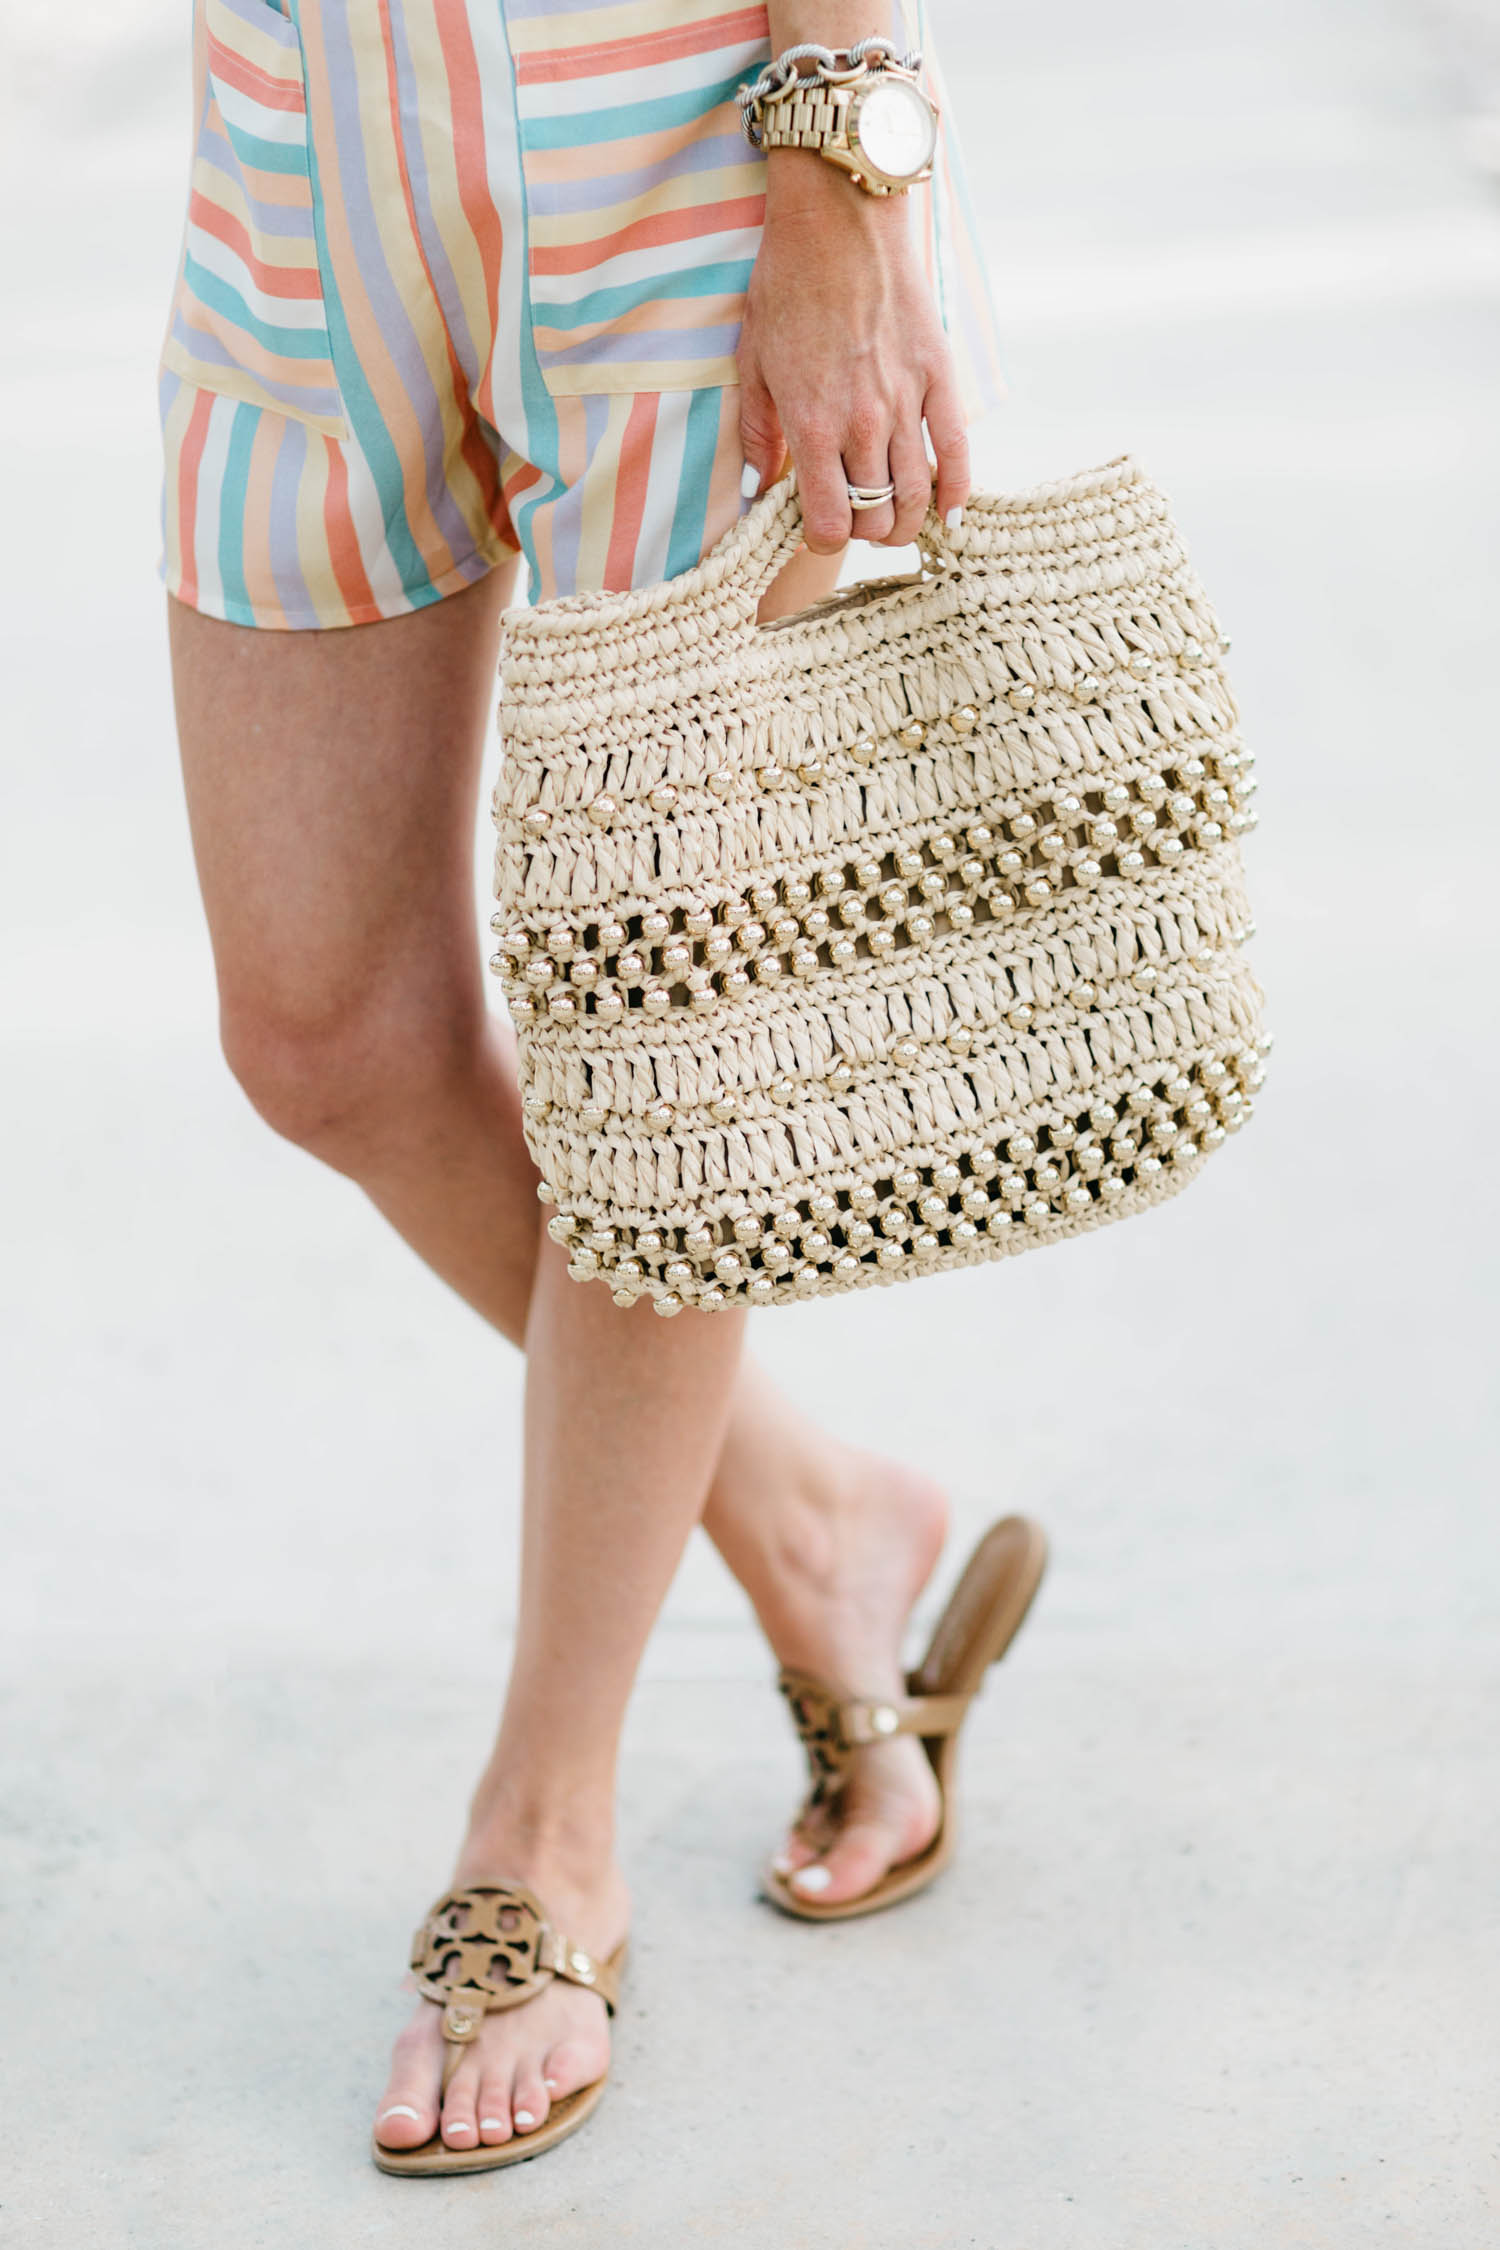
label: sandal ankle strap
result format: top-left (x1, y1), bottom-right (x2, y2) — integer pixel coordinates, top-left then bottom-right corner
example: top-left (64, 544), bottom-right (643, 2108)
top-left (410, 1881), bottom-right (621, 2035)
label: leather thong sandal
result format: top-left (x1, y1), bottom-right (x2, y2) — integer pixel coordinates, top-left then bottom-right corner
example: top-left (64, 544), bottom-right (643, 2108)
top-left (763, 1514), bottom-right (1048, 1923)
top-left (371, 1880), bottom-right (627, 2176)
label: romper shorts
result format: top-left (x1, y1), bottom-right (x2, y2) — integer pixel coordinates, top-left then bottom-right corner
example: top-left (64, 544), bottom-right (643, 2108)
top-left (159, 0), bottom-right (1003, 622)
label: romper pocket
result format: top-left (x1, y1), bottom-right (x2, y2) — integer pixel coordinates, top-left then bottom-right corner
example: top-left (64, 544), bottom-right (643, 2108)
top-left (161, 0), bottom-right (347, 436)
top-left (503, 0), bottom-right (771, 397)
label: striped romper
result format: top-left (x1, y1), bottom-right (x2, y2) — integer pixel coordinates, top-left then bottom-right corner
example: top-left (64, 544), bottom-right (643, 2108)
top-left (158, 0), bottom-right (1002, 621)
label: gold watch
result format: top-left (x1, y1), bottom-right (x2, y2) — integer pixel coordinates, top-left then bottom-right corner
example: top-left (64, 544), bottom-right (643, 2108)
top-left (739, 37), bottom-right (939, 197)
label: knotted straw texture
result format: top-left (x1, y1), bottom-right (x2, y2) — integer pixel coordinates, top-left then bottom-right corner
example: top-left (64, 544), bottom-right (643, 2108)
top-left (490, 459), bottom-right (1266, 1315)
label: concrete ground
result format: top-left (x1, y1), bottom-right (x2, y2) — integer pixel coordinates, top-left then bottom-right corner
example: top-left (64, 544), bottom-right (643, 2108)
top-left (2, 0), bottom-right (1497, 2242)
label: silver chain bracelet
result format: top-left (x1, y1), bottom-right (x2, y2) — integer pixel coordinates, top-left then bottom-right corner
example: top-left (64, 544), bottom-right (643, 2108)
top-left (738, 35), bottom-right (923, 148)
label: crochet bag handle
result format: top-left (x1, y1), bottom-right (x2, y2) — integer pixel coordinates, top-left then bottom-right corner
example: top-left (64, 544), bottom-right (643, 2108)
top-left (736, 472), bottom-right (959, 627)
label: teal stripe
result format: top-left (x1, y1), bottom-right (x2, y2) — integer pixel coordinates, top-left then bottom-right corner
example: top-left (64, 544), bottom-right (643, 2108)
top-left (218, 122), bottom-right (309, 176)
top-left (518, 72), bottom-right (747, 150)
top-left (183, 254), bottom-right (333, 363)
top-left (663, 389), bottom-right (721, 580)
top-left (534, 260), bottom-right (753, 334)
top-left (217, 402), bottom-right (256, 618)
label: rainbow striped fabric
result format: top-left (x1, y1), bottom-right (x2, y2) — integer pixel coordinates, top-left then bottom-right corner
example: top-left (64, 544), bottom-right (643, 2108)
top-left (160, 0), bottom-right (1003, 621)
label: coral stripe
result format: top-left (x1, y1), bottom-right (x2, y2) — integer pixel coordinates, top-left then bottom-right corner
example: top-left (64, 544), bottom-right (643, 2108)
top-left (322, 438), bottom-right (379, 617)
top-left (516, 7), bottom-right (768, 83)
top-left (188, 195), bottom-right (326, 297)
top-left (205, 37), bottom-right (307, 110)
top-left (603, 391), bottom-right (657, 588)
top-left (530, 193), bottom-right (763, 275)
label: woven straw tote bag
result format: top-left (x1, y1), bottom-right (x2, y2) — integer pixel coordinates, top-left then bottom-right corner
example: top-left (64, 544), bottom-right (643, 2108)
top-left (489, 458), bottom-right (1266, 1314)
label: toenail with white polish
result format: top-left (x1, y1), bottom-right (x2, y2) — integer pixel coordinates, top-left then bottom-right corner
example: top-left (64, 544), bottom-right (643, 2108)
top-left (480, 2118), bottom-right (506, 2131)
top-left (771, 1850), bottom-right (795, 1875)
top-left (446, 2122), bottom-right (476, 2138)
top-left (543, 2079), bottom-right (558, 2092)
top-left (791, 1864), bottom-right (832, 1893)
top-left (377, 2105), bottom-right (421, 2125)
top-left (514, 2109), bottom-right (535, 2129)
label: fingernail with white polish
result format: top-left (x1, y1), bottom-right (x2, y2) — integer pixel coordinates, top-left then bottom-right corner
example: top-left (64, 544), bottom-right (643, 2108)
top-left (741, 463), bottom-right (762, 500)
top-left (791, 1864), bottom-right (832, 1894)
top-left (945, 506), bottom-right (964, 529)
top-left (377, 2105), bottom-right (421, 2126)
top-left (514, 2109), bottom-right (536, 2129)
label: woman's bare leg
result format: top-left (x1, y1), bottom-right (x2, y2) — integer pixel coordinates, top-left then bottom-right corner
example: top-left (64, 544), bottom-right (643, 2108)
top-left (168, 567), bottom-right (945, 2099)
top-left (372, 1235), bottom-right (746, 2151)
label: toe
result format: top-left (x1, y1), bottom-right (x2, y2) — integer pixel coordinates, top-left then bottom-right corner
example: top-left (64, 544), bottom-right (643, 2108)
top-left (770, 1828), bottom-right (820, 1878)
top-left (374, 2014), bottom-right (443, 2148)
top-left (510, 2062), bottom-right (551, 2136)
top-left (542, 2038), bottom-right (597, 2104)
top-left (476, 2074), bottom-right (514, 2146)
top-left (788, 1813), bottom-right (908, 1907)
top-left (440, 2059), bottom-right (481, 2150)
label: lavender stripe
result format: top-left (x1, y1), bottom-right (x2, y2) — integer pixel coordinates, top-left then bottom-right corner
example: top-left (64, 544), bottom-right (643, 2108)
top-left (267, 413), bottom-right (319, 619)
top-left (536, 320), bottom-right (742, 366)
top-left (524, 131), bottom-right (754, 216)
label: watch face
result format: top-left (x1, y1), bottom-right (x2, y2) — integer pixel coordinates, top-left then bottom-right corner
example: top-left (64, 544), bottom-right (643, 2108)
top-left (852, 77), bottom-right (937, 182)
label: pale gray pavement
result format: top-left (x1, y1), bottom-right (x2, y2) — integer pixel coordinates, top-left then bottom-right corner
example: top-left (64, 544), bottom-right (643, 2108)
top-left (2, 1), bottom-right (1498, 2244)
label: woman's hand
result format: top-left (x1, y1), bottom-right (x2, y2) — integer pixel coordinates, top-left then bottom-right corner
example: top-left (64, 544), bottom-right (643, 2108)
top-left (737, 152), bottom-right (970, 552)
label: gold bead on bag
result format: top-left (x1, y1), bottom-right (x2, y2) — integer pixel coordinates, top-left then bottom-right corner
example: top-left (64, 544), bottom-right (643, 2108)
top-left (489, 460), bottom-right (1266, 1314)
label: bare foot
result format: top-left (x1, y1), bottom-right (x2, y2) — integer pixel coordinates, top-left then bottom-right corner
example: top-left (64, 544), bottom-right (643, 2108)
top-left (705, 1374), bottom-right (951, 1908)
top-left (373, 1829), bottom-right (629, 2156)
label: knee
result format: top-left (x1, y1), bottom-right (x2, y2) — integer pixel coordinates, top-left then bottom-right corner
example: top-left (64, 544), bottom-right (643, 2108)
top-left (219, 978), bottom-right (477, 1167)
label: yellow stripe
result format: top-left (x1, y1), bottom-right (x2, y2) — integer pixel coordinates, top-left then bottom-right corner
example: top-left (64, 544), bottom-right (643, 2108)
top-left (529, 161), bottom-right (764, 247)
top-left (205, 0), bottom-right (305, 84)
top-left (538, 355), bottom-right (741, 396)
top-left (159, 379), bottom-right (198, 591)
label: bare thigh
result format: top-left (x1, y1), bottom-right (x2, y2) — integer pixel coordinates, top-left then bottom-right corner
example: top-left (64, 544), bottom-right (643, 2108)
top-left (168, 564), bottom-right (520, 1064)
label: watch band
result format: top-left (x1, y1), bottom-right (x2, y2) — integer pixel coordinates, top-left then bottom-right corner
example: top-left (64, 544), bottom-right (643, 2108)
top-left (757, 84), bottom-right (848, 155)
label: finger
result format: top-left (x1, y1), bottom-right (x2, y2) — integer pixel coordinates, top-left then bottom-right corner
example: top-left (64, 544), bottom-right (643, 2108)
top-left (886, 402), bottom-right (933, 548)
top-left (841, 410), bottom-right (894, 545)
top-left (737, 351), bottom-right (787, 499)
top-left (792, 412), bottom-right (854, 555)
top-left (924, 359), bottom-right (972, 528)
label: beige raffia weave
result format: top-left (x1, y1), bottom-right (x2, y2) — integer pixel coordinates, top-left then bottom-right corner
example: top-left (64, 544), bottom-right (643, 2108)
top-left (490, 459), bottom-right (1266, 1314)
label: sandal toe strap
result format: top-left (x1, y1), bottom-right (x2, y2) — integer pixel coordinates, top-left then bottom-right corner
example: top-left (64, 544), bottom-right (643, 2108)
top-left (410, 1881), bottom-right (621, 2034)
